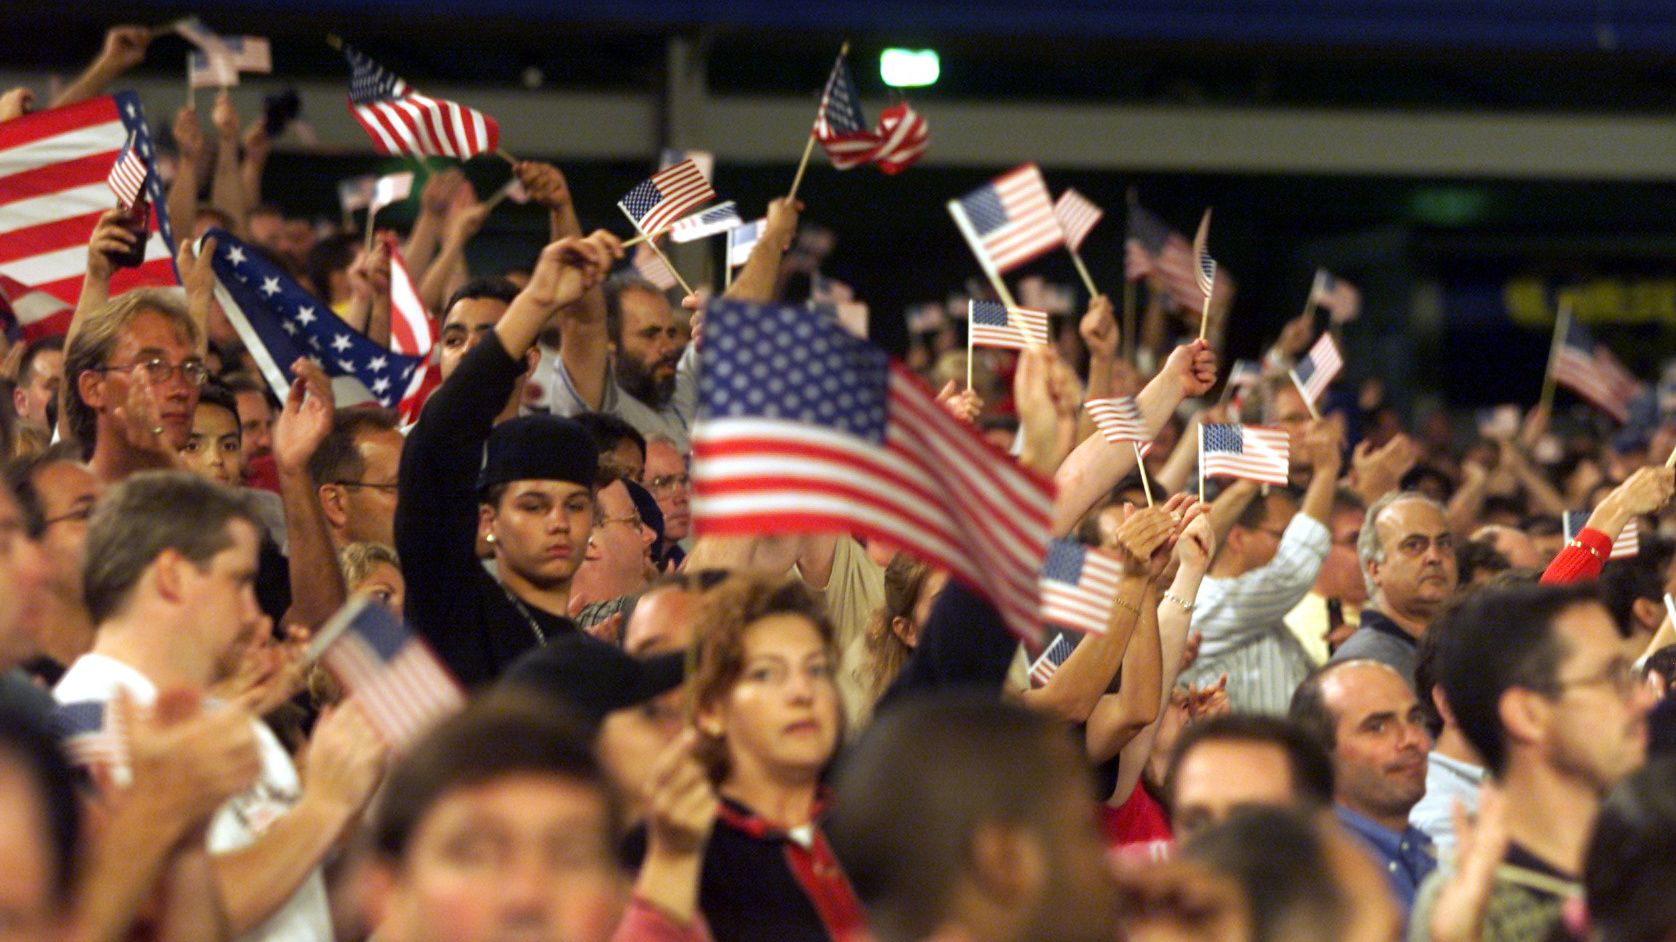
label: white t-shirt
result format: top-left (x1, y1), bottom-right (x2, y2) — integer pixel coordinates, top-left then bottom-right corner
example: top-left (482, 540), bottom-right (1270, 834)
top-left (54, 654), bottom-right (332, 942)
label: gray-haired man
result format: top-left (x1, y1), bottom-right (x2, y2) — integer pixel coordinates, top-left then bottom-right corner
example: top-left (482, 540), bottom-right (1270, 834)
top-left (1330, 491), bottom-right (1458, 685)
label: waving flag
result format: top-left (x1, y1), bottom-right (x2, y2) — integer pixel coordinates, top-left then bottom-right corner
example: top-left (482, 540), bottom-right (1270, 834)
top-left (1290, 333), bottom-right (1344, 406)
top-left (0, 94), bottom-right (175, 324)
top-left (0, 276), bottom-right (68, 341)
top-left (727, 218), bottom-right (764, 268)
top-left (1053, 189), bottom-right (1104, 252)
top-left (1554, 321), bottom-right (1636, 423)
top-left (343, 43), bottom-right (499, 159)
top-left (968, 300), bottom-right (1048, 350)
top-left (1041, 539), bottom-right (1128, 635)
top-left (1085, 395), bottom-right (1149, 447)
top-left (1192, 209), bottom-right (1217, 303)
top-left (310, 598), bottom-right (464, 749)
top-left (619, 158), bottom-right (716, 238)
top-left (105, 132), bottom-right (149, 210)
top-left (337, 174), bottom-right (377, 214)
top-left (1310, 269), bottom-right (1361, 323)
top-left (1563, 511), bottom-right (1639, 560)
top-left (669, 201), bottom-right (742, 243)
top-left (1029, 631), bottom-right (1080, 686)
top-left (906, 302), bottom-right (948, 335)
top-left (383, 235), bottom-right (437, 416)
top-left (205, 229), bottom-right (423, 410)
top-left (632, 241), bottom-right (679, 291)
top-left (1201, 424), bottom-right (1290, 486)
top-left (370, 172), bottom-right (414, 214)
top-left (692, 299), bottom-right (1054, 645)
top-left (189, 36), bottom-right (271, 87)
top-left (1226, 358), bottom-right (1262, 412)
top-left (948, 163), bottom-right (1064, 276)
top-left (812, 52), bottom-right (928, 174)
top-left (1125, 201), bottom-right (1219, 312)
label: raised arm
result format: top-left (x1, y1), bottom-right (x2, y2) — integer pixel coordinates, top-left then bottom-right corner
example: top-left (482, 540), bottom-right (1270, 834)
top-left (417, 191), bottom-right (489, 315)
top-left (166, 106), bottom-right (205, 257)
top-left (239, 120), bottom-right (271, 212)
top-left (57, 210), bottom-right (132, 441)
top-left (1053, 340), bottom-right (1216, 534)
top-left (271, 358), bottom-right (348, 630)
top-left (726, 197), bottom-right (800, 303)
top-left (402, 169), bottom-right (464, 280)
top-left (50, 26), bottom-right (150, 108)
top-left (1075, 295), bottom-right (1119, 445)
top-left (208, 93), bottom-right (249, 237)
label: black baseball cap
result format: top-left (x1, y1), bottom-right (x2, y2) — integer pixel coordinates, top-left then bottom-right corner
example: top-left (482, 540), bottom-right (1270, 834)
top-left (499, 635), bottom-right (684, 727)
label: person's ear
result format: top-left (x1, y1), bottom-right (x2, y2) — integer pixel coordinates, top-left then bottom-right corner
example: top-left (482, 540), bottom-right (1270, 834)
top-left (1498, 686), bottom-right (1551, 753)
top-left (318, 484), bottom-right (349, 531)
top-left (890, 615), bottom-right (919, 648)
top-left (151, 548), bottom-right (188, 604)
top-left (479, 503), bottom-right (497, 546)
top-left (359, 857), bottom-right (400, 933)
top-left (1630, 597), bottom-right (1663, 635)
top-left (76, 369), bottom-right (107, 414)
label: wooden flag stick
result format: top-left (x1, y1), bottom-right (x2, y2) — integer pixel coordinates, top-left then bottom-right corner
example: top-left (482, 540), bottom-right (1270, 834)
top-left (1666, 444), bottom-right (1676, 470)
top-left (1133, 442), bottom-right (1155, 507)
top-left (966, 317), bottom-right (975, 391)
top-left (186, 54), bottom-right (196, 110)
top-left (495, 149), bottom-right (518, 166)
top-left (724, 260), bottom-right (735, 292)
top-left (1122, 186), bottom-right (1138, 363)
top-left (620, 230), bottom-right (654, 249)
top-left (363, 205), bottom-right (379, 254)
top-left (1069, 248), bottom-right (1098, 299)
top-left (1539, 299), bottom-right (1570, 416)
top-left (1197, 287), bottom-right (1213, 343)
top-left (482, 186), bottom-right (517, 214)
top-left (789, 40), bottom-right (849, 203)
top-left (946, 200), bottom-right (1020, 311)
top-left (646, 238), bottom-right (694, 297)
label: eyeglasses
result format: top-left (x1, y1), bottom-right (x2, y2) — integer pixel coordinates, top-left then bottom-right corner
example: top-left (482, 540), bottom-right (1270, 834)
top-left (93, 357), bottom-right (210, 387)
top-left (593, 513), bottom-right (642, 530)
top-left (1552, 659), bottom-right (1641, 699)
top-left (332, 481), bottom-right (399, 493)
top-left (42, 504), bottom-right (95, 528)
top-left (647, 472), bottom-right (690, 495)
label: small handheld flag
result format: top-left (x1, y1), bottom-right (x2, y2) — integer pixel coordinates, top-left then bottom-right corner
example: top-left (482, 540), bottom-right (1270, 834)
top-left (1192, 209), bottom-right (1216, 341)
top-left (1289, 333), bottom-right (1344, 414)
top-left (810, 49), bottom-right (928, 175)
top-left (967, 300), bottom-right (1049, 351)
top-left (669, 202), bottom-right (743, 243)
top-left (618, 158), bottom-right (717, 239)
top-left (107, 132), bottom-right (150, 210)
top-left (1041, 539), bottom-right (1129, 636)
top-left (727, 219), bottom-right (765, 269)
top-left (948, 163), bottom-right (1064, 286)
top-left (1200, 424), bottom-right (1290, 488)
top-left (1563, 511), bottom-right (1639, 560)
top-left (342, 43), bottom-right (500, 159)
top-left (308, 597), bottom-right (464, 749)
top-left (1029, 631), bottom-right (1080, 687)
top-left (1309, 269), bottom-right (1361, 324)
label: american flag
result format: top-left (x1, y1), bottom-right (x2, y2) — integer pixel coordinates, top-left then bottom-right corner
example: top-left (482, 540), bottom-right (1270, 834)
top-left (1290, 333), bottom-right (1344, 405)
top-left (337, 174), bottom-right (377, 214)
top-left (370, 172), bottom-right (414, 214)
top-left (670, 201), bottom-right (742, 243)
top-left (1310, 269), bottom-right (1361, 323)
top-left (727, 218), bottom-right (764, 268)
top-left (1192, 209), bottom-right (1217, 303)
top-left (51, 698), bottom-right (128, 775)
top-left (0, 94), bottom-right (175, 338)
top-left (692, 299), bottom-right (1054, 645)
top-left (619, 159), bottom-right (716, 238)
top-left (311, 597), bottom-right (464, 749)
top-left (1125, 201), bottom-right (1219, 313)
top-left (1553, 320), bottom-right (1638, 424)
top-left (1226, 358), bottom-right (1262, 412)
top-left (343, 44), bottom-right (500, 160)
top-left (1085, 395), bottom-right (1149, 447)
top-left (492, 176), bottom-right (529, 206)
top-left (189, 35), bottom-right (272, 87)
top-left (206, 229), bottom-right (425, 410)
top-left (948, 163), bottom-right (1064, 275)
top-left (811, 53), bottom-right (928, 174)
top-left (384, 235), bottom-right (439, 420)
top-left (968, 300), bottom-right (1049, 350)
top-left (632, 241), bottom-right (679, 291)
top-left (1201, 424), bottom-right (1290, 486)
top-left (1029, 631), bottom-right (1080, 686)
top-left (105, 132), bottom-right (149, 210)
top-left (1041, 538), bottom-right (1128, 635)
top-left (1017, 275), bottom-right (1076, 315)
top-left (0, 275), bottom-right (72, 342)
top-left (1053, 189), bottom-right (1104, 253)
top-left (1563, 511), bottom-right (1640, 560)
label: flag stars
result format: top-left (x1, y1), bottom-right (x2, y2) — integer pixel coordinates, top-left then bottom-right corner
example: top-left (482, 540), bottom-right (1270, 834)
top-left (369, 355), bottom-right (388, 372)
top-left (225, 245), bottom-right (247, 265)
top-left (260, 276), bottom-right (280, 296)
top-left (372, 377), bottom-right (390, 394)
top-left (296, 306), bottom-right (316, 325)
top-left (331, 333), bottom-right (352, 352)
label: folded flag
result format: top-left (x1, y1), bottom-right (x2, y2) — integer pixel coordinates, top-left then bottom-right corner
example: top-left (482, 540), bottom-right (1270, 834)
top-left (343, 43), bottom-right (499, 160)
top-left (1310, 269), bottom-right (1361, 324)
top-left (905, 302), bottom-right (948, 335)
top-left (968, 300), bottom-right (1049, 350)
top-left (1563, 511), bottom-right (1639, 560)
top-left (1553, 320), bottom-right (1638, 424)
top-left (619, 158), bottom-right (716, 238)
top-left (727, 218), bottom-right (764, 268)
top-left (1200, 424), bottom-right (1290, 486)
top-left (670, 201), bottom-right (742, 243)
top-left (1041, 538), bottom-right (1128, 635)
top-left (1053, 189), bottom-right (1104, 253)
top-left (1085, 395), bottom-right (1149, 447)
top-left (1290, 333), bottom-right (1344, 406)
top-left (812, 51), bottom-right (928, 174)
top-left (337, 174), bottom-right (377, 214)
top-left (370, 172), bottom-right (414, 215)
top-left (0, 94), bottom-right (175, 313)
top-left (106, 132), bottom-right (149, 210)
top-left (692, 298), bottom-right (1055, 645)
top-left (205, 228), bottom-right (424, 410)
top-left (632, 241), bottom-right (679, 291)
top-left (309, 597), bottom-right (464, 749)
top-left (1029, 631), bottom-right (1080, 686)
top-left (948, 163), bottom-right (1064, 276)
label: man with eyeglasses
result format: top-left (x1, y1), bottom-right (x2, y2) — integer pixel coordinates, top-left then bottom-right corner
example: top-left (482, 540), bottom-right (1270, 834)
top-left (61, 289), bottom-right (208, 486)
top-left (1178, 419), bottom-right (1343, 714)
top-left (641, 436), bottom-right (691, 570)
top-left (307, 408), bottom-right (404, 550)
top-left (1411, 582), bottom-right (1657, 942)
top-left (1331, 491), bottom-right (1459, 685)
top-left (568, 474), bottom-right (658, 635)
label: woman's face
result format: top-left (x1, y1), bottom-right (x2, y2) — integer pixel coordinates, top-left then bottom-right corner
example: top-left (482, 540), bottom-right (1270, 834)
top-left (707, 613), bottom-right (840, 786)
top-left (180, 403), bottom-right (242, 487)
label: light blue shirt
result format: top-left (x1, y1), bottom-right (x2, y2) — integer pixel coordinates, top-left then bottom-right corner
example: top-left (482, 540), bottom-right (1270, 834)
top-left (1408, 751), bottom-right (1485, 858)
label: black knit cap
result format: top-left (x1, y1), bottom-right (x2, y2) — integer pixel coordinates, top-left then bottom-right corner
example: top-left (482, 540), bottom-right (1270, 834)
top-left (477, 414), bottom-right (599, 497)
top-left (500, 635), bottom-right (685, 728)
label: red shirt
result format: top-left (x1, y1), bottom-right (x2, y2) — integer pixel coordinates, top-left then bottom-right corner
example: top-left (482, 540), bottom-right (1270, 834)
top-left (1101, 782), bottom-right (1173, 862)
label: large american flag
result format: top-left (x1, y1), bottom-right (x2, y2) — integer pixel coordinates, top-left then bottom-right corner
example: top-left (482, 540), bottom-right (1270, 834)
top-left (0, 274), bottom-right (72, 342)
top-left (205, 229), bottom-right (425, 410)
top-left (692, 299), bottom-right (1055, 645)
top-left (670, 201), bottom-right (742, 243)
top-left (1563, 511), bottom-right (1639, 560)
top-left (312, 598), bottom-right (464, 749)
top-left (949, 163), bottom-right (1064, 275)
top-left (1553, 320), bottom-right (1637, 424)
top-left (812, 53), bottom-right (928, 174)
top-left (1290, 332), bottom-right (1344, 406)
top-left (1053, 189), bottom-right (1104, 253)
top-left (1201, 424), bottom-right (1290, 486)
top-left (1085, 395), bottom-right (1149, 447)
top-left (1029, 631), bottom-right (1080, 687)
top-left (1041, 538), bottom-right (1128, 635)
top-left (0, 94), bottom-right (175, 338)
top-left (1310, 269), bottom-right (1361, 323)
top-left (343, 44), bottom-right (500, 160)
top-left (619, 159), bottom-right (716, 238)
top-left (968, 299), bottom-right (1048, 350)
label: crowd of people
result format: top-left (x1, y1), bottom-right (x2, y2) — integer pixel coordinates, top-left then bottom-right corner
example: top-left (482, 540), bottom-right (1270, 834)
top-left (6, 23), bottom-right (1676, 942)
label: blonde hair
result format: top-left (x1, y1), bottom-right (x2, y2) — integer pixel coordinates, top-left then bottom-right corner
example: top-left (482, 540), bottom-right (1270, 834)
top-left (338, 540), bottom-right (401, 590)
top-left (63, 289), bottom-right (200, 446)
